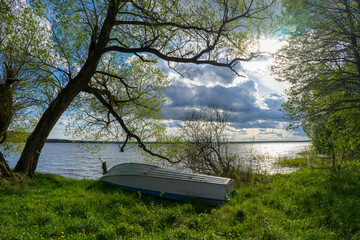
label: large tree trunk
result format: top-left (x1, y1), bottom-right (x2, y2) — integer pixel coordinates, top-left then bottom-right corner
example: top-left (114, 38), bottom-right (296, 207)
top-left (0, 67), bottom-right (16, 178)
top-left (13, 1), bottom-right (119, 177)
top-left (14, 75), bottom-right (95, 176)
top-left (0, 79), bottom-right (13, 144)
top-left (0, 151), bottom-right (13, 178)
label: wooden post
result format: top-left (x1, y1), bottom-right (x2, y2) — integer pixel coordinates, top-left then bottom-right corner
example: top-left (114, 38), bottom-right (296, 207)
top-left (98, 157), bottom-right (107, 174)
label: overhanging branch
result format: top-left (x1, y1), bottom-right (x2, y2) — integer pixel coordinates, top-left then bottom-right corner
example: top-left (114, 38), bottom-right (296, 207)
top-left (85, 86), bottom-right (180, 164)
top-left (103, 45), bottom-right (256, 75)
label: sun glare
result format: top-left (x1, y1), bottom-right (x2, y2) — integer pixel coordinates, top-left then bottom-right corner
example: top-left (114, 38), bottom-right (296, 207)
top-left (259, 38), bottom-right (285, 54)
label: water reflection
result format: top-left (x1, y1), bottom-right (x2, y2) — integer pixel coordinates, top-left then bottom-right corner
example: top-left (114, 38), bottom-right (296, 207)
top-left (237, 142), bottom-right (311, 174)
top-left (4, 142), bottom-right (310, 179)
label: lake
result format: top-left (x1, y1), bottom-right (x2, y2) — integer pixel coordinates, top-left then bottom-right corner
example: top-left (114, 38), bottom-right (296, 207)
top-left (4, 142), bottom-right (310, 179)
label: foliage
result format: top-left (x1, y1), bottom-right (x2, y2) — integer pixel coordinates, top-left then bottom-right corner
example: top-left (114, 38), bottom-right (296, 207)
top-left (66, 55), bottom-right (171, 143)
top-left (273, 0), bottom-right (360, 125)
top-left (304, 109), bottom-right (360, 172)
top-left (272, 0), bottom-right (360, 172)
top-left (0, 0), bottom-right (58, 149)
top-left (12, 0), bottom-right (277, 177)
top-left (1, 168), bottom-right (360, 239)
top-left (0, 0), bottom-right (60, 178)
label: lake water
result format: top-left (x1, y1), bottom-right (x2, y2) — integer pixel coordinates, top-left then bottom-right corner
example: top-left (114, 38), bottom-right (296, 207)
top-left (4, 142), bottom-right (310, 179)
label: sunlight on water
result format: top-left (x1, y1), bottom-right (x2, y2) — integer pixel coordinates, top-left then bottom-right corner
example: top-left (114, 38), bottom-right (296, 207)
top-left (4, 142), bottom-right (310, 179)
top-left (236, 142), bottom-right (310, 174)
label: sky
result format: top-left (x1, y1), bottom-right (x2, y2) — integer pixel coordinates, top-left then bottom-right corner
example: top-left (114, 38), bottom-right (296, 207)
top-left (49, 38), bottom-right (308, 141)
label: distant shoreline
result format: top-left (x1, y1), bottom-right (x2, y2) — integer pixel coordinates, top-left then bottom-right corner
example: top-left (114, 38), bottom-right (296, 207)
top-left (46, 139), bottom-right (310, 144)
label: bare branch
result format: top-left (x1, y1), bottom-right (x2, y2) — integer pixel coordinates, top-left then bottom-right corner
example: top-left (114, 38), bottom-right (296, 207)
top-left (86, 86), bottom-right (180, 164)
top-left (103, 45), bottom-right (256, 72)
top-left (95, 70), bottom-right (137, 89)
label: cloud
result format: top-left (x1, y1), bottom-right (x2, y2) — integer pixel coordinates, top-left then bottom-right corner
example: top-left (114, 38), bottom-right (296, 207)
top-left (239, 57), bottom-right (290, 95)
top-left (185, 64), bottom-right (237, 87)
top-left (230, 120), bottom-right (281, 129)
top-left (158, 60), bottom-right (245, 88)
top-left (163, 80), bottom-right (258, 119)
top-left (163, 80), bottom-right (286, 129)
top-left (165, 80), bottom-right (258, 108)
top-left (157, 58), bottom-right (307, 141)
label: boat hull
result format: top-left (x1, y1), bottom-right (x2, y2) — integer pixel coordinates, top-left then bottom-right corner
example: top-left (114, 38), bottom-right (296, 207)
top-left (100, 163), bottom-right (235, 204)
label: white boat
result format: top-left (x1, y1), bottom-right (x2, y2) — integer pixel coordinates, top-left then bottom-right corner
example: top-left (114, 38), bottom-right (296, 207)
top-left (100, 162), bottom-right (235, 204)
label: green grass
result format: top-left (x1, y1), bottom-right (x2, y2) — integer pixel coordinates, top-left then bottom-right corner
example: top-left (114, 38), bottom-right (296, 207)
top-left (275, 156), bottom-right (309, 168)
top-left (275, 150), bottom-right (311, 168)
top-left (1, 168), bottom-right (360, 239)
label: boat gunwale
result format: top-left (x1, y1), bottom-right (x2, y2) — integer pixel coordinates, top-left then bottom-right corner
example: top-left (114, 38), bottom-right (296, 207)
top-left (103, 163), bottom-right (232, 185)
top-left (100, 173), bottom-right (231, 186)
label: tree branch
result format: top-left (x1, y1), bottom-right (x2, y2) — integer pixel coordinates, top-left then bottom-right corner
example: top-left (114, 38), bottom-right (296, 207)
top-left (103, 45), bottom-right (256, 74)
top-left (85, 86), bottom-right (180, 164)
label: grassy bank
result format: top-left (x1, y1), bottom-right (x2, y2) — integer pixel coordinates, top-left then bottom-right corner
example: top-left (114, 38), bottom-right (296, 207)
top-left (1, 168), bottom-right (360, 239)
top-left (275, 151), bottom-right (311, 168)
top-left (275, 156), bottom-right (309, 168)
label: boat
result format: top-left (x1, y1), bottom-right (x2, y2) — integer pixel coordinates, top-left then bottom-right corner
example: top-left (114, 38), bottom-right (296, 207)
top-left (100, 162), bottom-right (235, 204)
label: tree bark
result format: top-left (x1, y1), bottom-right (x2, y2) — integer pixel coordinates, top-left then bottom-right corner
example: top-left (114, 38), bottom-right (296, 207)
top-left (0, 151), bottom-right (13, 178)
top-left (13, 0), bottom-right (119, 177)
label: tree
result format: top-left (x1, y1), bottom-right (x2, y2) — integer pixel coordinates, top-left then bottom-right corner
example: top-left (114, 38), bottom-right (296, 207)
top-left (305, 108), bottom-right (360, 172)
top-left (12, 0), bottom-right (275, 177)
top-left (272, 0), bottom-right (360, 170)
top-left (148, 103), bottom-right (252, 179)
top-left (66, 55), bottom-right (172, 158)
top-left (0, 0), bottom-right (57, 178)
top-left (273, 0), bottom-right (360, 123)
top-left (177, 104), bottom-right (240, 176)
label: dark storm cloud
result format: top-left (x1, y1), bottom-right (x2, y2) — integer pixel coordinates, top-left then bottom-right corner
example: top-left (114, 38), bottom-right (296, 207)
top-left (162, 80), bottom-right (258, 119)
top-left (162, 80), bottom-right (287, 129)
top-left (165, 80), bottom-right (258, 110)
top-left (263, 93), bottom-right (283, 110)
